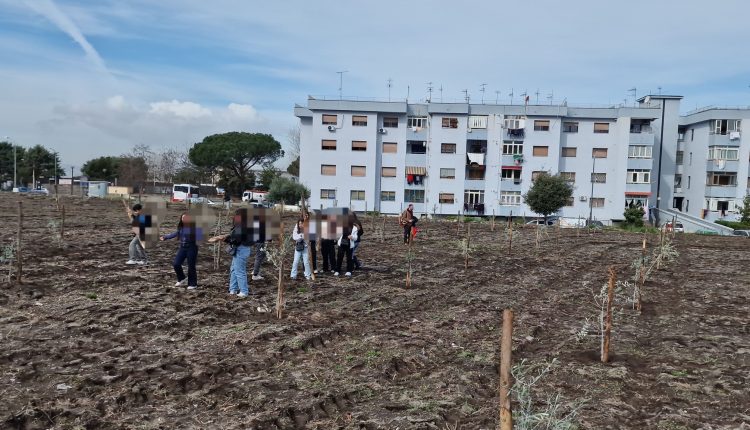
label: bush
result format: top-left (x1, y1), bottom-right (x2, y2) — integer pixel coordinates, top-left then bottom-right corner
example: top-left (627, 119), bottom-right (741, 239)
top-left (267, 177), bottom-right (310, 205)
top-left (715, 220), bottom-right (750, 230)
top-left (623, 206), bottom-right (645, 227)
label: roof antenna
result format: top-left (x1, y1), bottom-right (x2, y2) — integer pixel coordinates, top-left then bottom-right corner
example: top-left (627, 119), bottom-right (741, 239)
top-left (495, 90), bottom-right (500, 104)
top-left (427, 82), bottom-right (433, 103)
top-left (547, 90), bottom-right (554, 105)
top-left (462, 89), bottom-right (470, 103)
top-left (480, 83), bottom-right (487, 104)
top-left (387, 78), bottom-right (393, 102)
top-left (628, 87), bottom-right (637, 107)
top-left (509, 88), bottom-right (514, 105)
top-left (336, 70), bottom-right (348, 100)
top-left (439, 85), bottom-right (443, 103)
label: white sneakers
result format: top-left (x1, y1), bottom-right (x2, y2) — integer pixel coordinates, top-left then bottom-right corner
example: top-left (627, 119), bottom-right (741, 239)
top-left (345, 272), bottom-right (352, 277)
top-left (187, 285), bottom-right (198, 290)
top-left (334, 272), bottom-right (340, 276)
top-left (229, 291), bottom-right (238, 295)
top-left (126, 260), bottom-right (137, 265)
top-left (237, 292), bottom-right (248, 298)
top-left (136, 260), bottom-right (147, 265)
top-left (252, 275), bottom-right (264, 281)
top-left (313, 270), bottom-right (318, 275)
top-left (174, 279), bottom-right (187, 287)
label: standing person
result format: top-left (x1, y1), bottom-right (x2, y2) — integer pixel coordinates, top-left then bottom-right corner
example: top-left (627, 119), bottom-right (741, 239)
top-left (400, 203), bottom-right (418, 244)
top-left (251, 241), bottom-right (267, 280)
top-left (335, 218), bottom-right (355, 277)
top-left (320, 220), bottom-right (336, 273)
top-left (210, 209), bottom-right (255, 297)
top-left (290, 220), bottom-right (312, 280)
top-left (223, 191), bottom-right (231, 210)
top-left (126, 203), bottom-right (148, 265)
top-left (350, 214), bottom-right (364, 270)
top-left (160, 213), bottom-right (201, 290)
top-left (301, 210), bottom-right (319, 274)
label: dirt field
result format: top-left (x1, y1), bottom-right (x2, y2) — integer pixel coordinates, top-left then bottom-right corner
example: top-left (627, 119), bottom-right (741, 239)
top-left (0, 195), bottom-right (748, 429)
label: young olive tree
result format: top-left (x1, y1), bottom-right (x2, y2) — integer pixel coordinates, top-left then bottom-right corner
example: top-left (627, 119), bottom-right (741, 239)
top-left (522, 173), bottom-right (573, 224)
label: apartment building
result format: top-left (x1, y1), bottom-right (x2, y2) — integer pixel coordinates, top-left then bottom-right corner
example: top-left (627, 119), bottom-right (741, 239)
top-left (294, 94), bottom-right (748, 223)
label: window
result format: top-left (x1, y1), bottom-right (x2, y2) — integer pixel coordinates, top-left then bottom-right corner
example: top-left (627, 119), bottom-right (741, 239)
top-left (626, 169), bottom-right (651, 184)
top-left (563, 122), bottom-right (579, 133)
top-left (676, 151), bottom-right (684, 165)
top-left (466, 166), bottom-right (485, 180)
top-left (383, 142), bottom-right (397, 153)
top-left (350, 190), bottom-right (365, 201)
top-left (322, 114), bottom-right (337, 125)
top-left (440, 168), bottom-right (456, 179)
top-left (352, 115), bottom-right (368, 126)
top-left (500, 191), bottom-right (522, 206)
top-left (501, 168), bottom-right (521, 181)
top-left (322, 140), bottom-right (336, 150)
top-left (590, 198), bottom-right (605, 208)
top-left (560, 172), bottom-right (576, 182)
top-left (464, 190), bottom-right (484, 205)
top-left (712, 119), bottom-right (741, 135)
top-left (591, 173), bottom-right (607, 183)
top-left (502, 141), bottom-right (523, 155)
top-left (320, 189), bottom-right (336, 199)
top-left (442, 117), bottom-right (459, 128)
top-left (531, 171), bottom-right (546, 182)
top-left (707, 173), bottom-right (737, 186)
top-left (630, 122), bottom-right (652, 133)
top-left (504, 115), bottom-right (525, 130)
top-left (407, 140), bottom-right (426, 154)
top-left (351, 166), bottom-right (366, 177)
top-left (321, 165), bottom-right (336, 176)
top-left (383, 117), bottom-right (398, 128)
top-left (534, 120), bottom-right (550, 131)
top-left (468, 116), bottom-right (488, 129)
top-left (674, 174), bottom-right (682, 190)
top-left (381, 167), bottom-right (397, 177)
top-left (688, 176), bottom-right (691, 189)
top-left (439, 193), bottom-right (455, 204)
top-left (708, 147), bottom-right (739, 161)
top-left (594, 123), bottom-right (610, 134)
top-left (381, 191), bottom-right (396, 201)
top-left (561, 147), bottom-right (577, 157)
top-left (404, 189), bottom-right (425, 203)
top-left (628, 145), bottom-right (652, 158)
top-left (691, 129), bottom-right (694, 141)
top-left (441, 143), bottom-right (457, 154)
top-left (352, 140), bottom-right (367, 151)
top-left (565, 196), bottom-right (575, 207)
top-left (407, 116), bottom-right (428, 129)
top-left (532, 146), bottom-right (549, 156)
top-left (592, 148), bottom-right (608, 158)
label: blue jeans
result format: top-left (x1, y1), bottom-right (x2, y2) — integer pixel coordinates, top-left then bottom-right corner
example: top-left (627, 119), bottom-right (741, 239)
top-left (229, 245), bottom-right (252, 295)
top-left (290, 245), bottom-right (311, 278)
top-left (351, 241), bottom-right (361, 269)
top-left (173, 244), bottom-right (198, 287)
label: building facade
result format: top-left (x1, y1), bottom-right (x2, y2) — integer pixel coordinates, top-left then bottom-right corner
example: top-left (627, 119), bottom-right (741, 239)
top-left (294, 95), bottom-right (749, 223)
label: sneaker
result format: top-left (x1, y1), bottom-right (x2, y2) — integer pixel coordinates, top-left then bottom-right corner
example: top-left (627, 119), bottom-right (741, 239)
top-left (187, 285), bottom-right (198, 290)
top-left (237, 292), bottom-right (248, 298)
top-left (334, 272), bottom-right (340, 276)
top-left (345, 272), bottom-right (352, 277)
top-left (305, 276), bottom-right (312, 280)
top-left (290, 276), bottom-right (297, 280)
top-left (229, 291), bottom-right (238, 295)
top-left (126, 260), bottom-right (137, 265)
top-left (313, 270), bottom-right (318, 274)
top-left (174, 279), bottom-right (187, 287)
top-left (252, 275), bottom-right (264, 281)
top-left (136, 260), bottom-right (147, 265)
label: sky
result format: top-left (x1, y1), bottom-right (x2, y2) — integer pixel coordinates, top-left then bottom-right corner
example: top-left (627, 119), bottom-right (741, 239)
top-left (2, 0), bottom-right (750, 174)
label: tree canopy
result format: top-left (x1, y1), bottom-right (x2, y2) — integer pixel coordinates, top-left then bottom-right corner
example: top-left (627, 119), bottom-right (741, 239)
top-left (189, 132), bottom-right (283, 196)
top-left (0, 142), bottom-right (62, 186)
top-left (522, 173), bottom-right (573, 220)
top-left (81, 156), bottom-right (120, 181)
top-left (286, 156), bottom-right (300, 177)
top-left (267, 177), bottom-right (310, 205)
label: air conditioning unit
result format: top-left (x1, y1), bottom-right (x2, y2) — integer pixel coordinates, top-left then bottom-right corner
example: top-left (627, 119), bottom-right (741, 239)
top-left (327, 125), bottom-right (336, 132)
top-left (579, 196), bottom-right (588, 202)
top-left (378, 128), bottom-right (387, 134)
top-left (729, 131), bottom-right (741, 140)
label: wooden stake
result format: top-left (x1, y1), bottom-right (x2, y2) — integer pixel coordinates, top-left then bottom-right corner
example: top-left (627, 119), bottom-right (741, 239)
top-left (16, 201), bottom-right (22, 284)
top-left (60, 205), bottom-right (65, 243)
top-left (637, 238), bottom-right (646, 312)
top-left (276, 222), bottom-right (285, 319)
top-left (465, 224), bottom-right (471, 269)
top-left (491, 210), bottom-right (495, 232)
top-left (508, 216), bottom-right (513, 256)
top-left (381, 215), bottom-right (386, 242)
top-left (499, 309), bottom-right (514, 430)
top-left (602, 267), bottom-right (616, 363)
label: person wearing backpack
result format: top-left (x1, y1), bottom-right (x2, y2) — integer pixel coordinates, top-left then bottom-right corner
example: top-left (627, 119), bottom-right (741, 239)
top-left (210, 208), bottom-right (256, 297)
top-left (399, 204), bottom-right (417, 244)
top-left (350, 213), bottom-right (364, 270)
top-left (335, 216), bottom-right (356, 277)
top-left (290, 220), bottom-right (312, 280)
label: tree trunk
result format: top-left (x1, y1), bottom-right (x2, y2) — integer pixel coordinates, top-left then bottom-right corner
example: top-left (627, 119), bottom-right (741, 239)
top-left (602, 267), bottom-right (616, 363)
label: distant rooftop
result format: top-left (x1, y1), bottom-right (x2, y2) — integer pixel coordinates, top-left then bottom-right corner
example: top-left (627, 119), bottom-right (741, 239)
top-left (636, 95), bottom-right (684, 102)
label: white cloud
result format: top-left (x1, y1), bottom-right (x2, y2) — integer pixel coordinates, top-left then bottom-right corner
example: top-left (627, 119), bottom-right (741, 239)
top-left (228, 103), bottom-right (257, 119)
top-left (149, 100), bottom-right (212, 118)
top-left (106, 95), bottom-right (127, 110)
top-left (22, 0), bottom-right (108, 73)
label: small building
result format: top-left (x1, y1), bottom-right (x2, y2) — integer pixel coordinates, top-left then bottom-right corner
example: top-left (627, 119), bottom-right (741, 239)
top-left (88, 181), bottom-right (109, 198)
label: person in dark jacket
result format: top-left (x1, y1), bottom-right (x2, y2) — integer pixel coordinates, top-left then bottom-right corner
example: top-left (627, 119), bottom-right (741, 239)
top-left (160, 213), bottom-right (202, 289)
top-left (350, 213), bottom-right (363, 270)
top-left (211, 208), bottom-right (255, 297)
top-left (399, 204), bottom-right (417, 244)
top-left (335, 217), bottom-right (356, 277)
top-left (126, 203), bottom-right (148, 265)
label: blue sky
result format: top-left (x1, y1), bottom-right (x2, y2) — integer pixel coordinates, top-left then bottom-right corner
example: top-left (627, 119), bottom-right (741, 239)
top-left (2, 0), bottom-right (750, 172)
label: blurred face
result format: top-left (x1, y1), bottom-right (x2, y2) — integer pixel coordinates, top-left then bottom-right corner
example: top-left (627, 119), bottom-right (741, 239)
top-left (408, 204), bottom-right (414, 211)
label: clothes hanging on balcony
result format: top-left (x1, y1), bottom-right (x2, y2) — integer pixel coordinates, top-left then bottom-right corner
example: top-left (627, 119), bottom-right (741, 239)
top-left (407, 174), bottom-right (414, 184)
top-left (467, 153), bottom-right (485, 166)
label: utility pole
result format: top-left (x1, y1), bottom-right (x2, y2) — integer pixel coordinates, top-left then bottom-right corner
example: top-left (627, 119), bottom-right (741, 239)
top-left (480, 83), bottom-right (487, 104)
top-left (534, 89), bottom-right (540, 104)
top-left (495, 90), bottom-right (500, 104)
top-left (509, 88), bottom-right (514, 105)
top-left (387, 78), bottom-right (392, 102)
top-left (588, 156), bottom-right (596, 225)
top-left (427, 82), bottom-right (433, 103)
top-left (462, 89), bottom-right (469, 103)
top-left (70, 166), bottom-right (74, 196)
top-left (336, 70), bottom-right (348, 100)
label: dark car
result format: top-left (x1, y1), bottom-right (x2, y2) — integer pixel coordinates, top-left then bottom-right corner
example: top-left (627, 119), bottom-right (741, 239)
top-left (586, 220), bottom-right (605, 229)
top-left (732, 230), bottom-right (750, 237)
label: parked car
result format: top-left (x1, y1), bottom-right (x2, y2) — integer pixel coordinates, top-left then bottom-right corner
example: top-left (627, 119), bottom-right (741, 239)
top-left (188, 197), bottom-right (219, 206)
top-left (665, 222), bottom-right (684, 233)
top-left (526, 219), bottom-right (556, 226)
top-left (12, 187), bottom-right (29, 193)
top-left (28, 188), bottom-right (49, 196)
top-left (732, 230), bottom-right (750, 237)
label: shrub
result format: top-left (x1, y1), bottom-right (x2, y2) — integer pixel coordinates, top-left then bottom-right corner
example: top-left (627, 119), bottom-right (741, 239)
top-left (622, 206), bottom-right (645, 227)
top-left (715, 220), bottom-right (750, 230)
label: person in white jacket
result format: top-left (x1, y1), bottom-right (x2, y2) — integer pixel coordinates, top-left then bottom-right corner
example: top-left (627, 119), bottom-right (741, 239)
top-left (335, 221), bottom-right (357, 277)
top-left (290, 220), bottom-right (312, 280)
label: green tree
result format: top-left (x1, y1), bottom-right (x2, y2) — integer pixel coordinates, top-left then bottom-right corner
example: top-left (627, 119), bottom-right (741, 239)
top-left (522, 173), bottom-right (573, 222)
top-left (286, 156), bottom-right (300, 177)
top-left (738, 195), bottom-right (750, 225)
top-left (258, 167), bottom-right (280, 191)
top-left (18, 145), bottom-right (62, 186)
top-left (188, 132), bottom-right (283, 196)
top-left (267, 177), bottom-right (310, 205)
top-left (623, 206), bottom-right (645, 227)
top-left (82, 156), bottom-right (120, 181)
top-left (0, 141), bottom-right (24, 184)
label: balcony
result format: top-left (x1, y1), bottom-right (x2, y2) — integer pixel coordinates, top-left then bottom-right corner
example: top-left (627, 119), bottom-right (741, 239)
top-left (467, 152), bottom-right (486, 166)
top-left (705, 185), bottom-right (739, 198)
top-left (706, 159), bottom-right (739, 172)
top-left (629, 132), bottom-right (655, 145)
top-left (501, 179), bottom-right (523, 192)
top-left (708, 133), bottom-right (741, 146)
top-left (505, 129), bottom-right (525, 140)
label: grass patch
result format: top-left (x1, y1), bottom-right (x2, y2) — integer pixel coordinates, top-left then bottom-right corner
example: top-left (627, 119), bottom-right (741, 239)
top-left (84, 292), bottom-right (98, 300)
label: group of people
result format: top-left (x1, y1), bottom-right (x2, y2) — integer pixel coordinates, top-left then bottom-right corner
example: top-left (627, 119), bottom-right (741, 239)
top-left (126, 203), bottom-right (390, 298)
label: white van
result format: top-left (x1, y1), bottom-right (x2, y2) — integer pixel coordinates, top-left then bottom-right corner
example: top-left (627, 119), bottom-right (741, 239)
top-left (172, 184), bottom-right (199, 202)
top-left (242, 190), bottom-right (268, 203)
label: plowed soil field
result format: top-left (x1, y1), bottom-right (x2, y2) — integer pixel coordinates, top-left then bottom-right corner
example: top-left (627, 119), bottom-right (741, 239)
top-left (1, 195), bottom-right (748, 429)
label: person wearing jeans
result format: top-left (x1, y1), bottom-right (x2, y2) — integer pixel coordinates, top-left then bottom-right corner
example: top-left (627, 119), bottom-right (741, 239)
top-left (161, 213), bottom-right (201, 289)
top-left (252, 241), bottom-right (267, 280)
top-left (229, 244), bottom-right (252, 296)
top-left (126, 203), bottom-right (148, 265)
top-left (290, 221), bottom-right (311, 280)
top-left (335, 222), bottom-right (357, 277)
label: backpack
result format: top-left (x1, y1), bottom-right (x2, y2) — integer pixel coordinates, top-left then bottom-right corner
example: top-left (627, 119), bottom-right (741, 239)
top-left (356, 223), bottom-right (364, 241)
